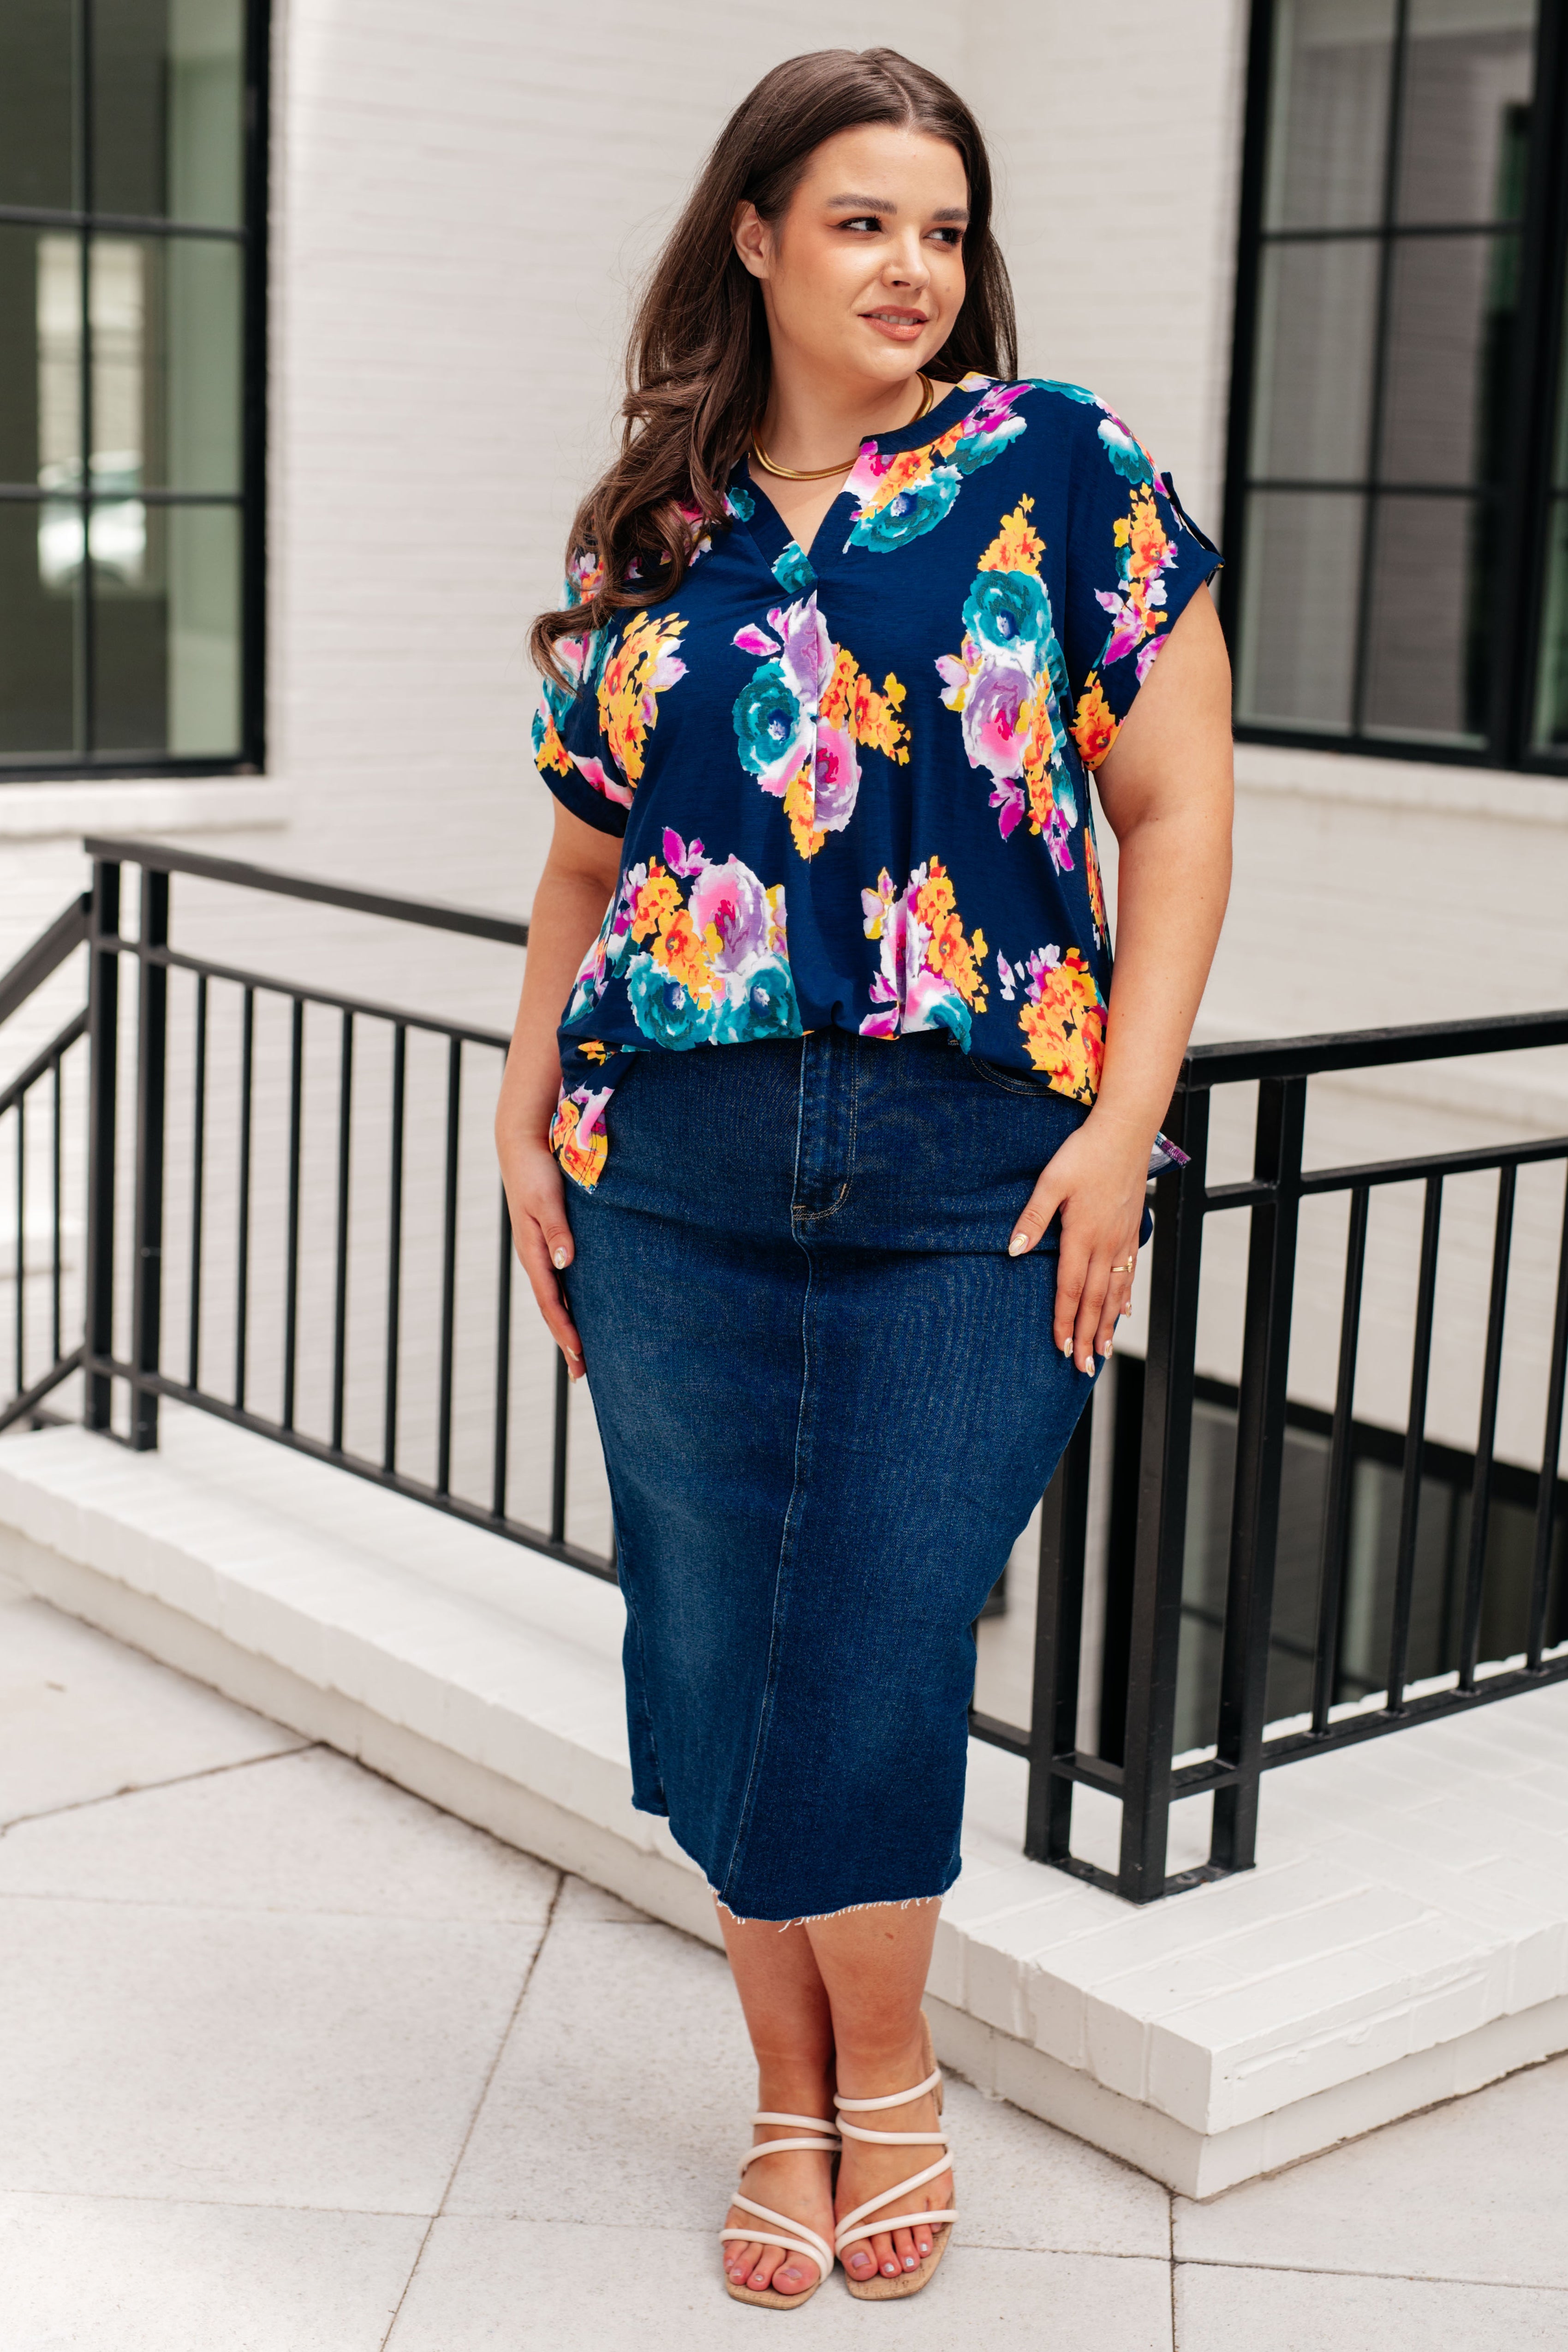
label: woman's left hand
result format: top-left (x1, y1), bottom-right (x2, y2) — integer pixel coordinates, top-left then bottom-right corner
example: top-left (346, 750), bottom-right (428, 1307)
top-left (1007, 1112), bottom-right (1150, 1375)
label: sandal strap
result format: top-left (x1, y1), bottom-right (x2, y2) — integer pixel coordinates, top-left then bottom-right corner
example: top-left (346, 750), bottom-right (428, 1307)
top-left (722, 2192), bottom-right (834, 2284)
top-left (836, 2119), bottom-right (946, 2146)
top-left (834, 2067), bottom-right (942, 2113)
top-left (835, 2153), bottom-right (954, 2243)
top-left (836, 2206), bottom-right (958, 2255)
top-left (752, 2111), bottom-right (839, 2133)
top-left (739, 2134), bottom-right (840, 2171)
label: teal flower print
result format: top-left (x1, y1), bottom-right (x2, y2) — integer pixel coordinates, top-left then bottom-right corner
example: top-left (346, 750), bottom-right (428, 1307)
top-left (772, 542), bottom-right (816, 594)
top-left (962, 569), bottom-right (1053, 661)
top-left (726, 484), bottom-right (756, 521)
top-left (627, 956), bottom-right (719, 1049)
top-left (847, 465), bottom-right (961, 551)
top-left (1098, 416), bottom-right (1155, 485)
top-left (733, 660), bottom-right (804, 777)
top-left (718, 954), bottom-right (802, 1043)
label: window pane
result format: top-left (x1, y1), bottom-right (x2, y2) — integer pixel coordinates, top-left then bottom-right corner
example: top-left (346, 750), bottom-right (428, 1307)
top-left (0, 503), bottom-right (80, 759)
top-left (1361, 493), bottom-right (1486, 742)
top-left (1235, 490), bottom-right (1363, 730)
top-left (1532, 503), bottom-right (1568, 749)
top-left (1379, 230), bottom-right (1520, 486)
top-left (0, 0), bottom-right (75, 210)
top-left (1397, 0), bottom-right (1536, 226)
top-left (1250, 239), bottom-right (1380, 481)
top-left (93, 0), bottom-right (246, 227)
top-left (1264, 0), bottom-right (1398, 231)
top-left (0, 227), bottom-right (81, 492)
top-left (94, 501), bottom-right (241, 755)
top-left (89, 235), bottom-right (242, 494)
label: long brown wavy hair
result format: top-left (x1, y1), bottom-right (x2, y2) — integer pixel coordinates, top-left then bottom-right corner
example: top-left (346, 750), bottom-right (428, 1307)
top-left (531, 47), bottom-right (1017, 684)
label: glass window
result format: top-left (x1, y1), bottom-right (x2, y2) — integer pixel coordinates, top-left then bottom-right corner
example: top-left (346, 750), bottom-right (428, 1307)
top-left (1229, 0), bottom-right (1566, 768)
top-left (0, 0), bottom-right (259, 777)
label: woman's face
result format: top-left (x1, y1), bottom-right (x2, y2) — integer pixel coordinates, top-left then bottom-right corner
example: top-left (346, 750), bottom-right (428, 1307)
top-left (734, 124), bottom-right (969, 396)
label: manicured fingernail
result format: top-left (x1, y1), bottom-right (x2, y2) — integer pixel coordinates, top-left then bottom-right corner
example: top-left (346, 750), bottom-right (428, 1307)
top-left (1061, 1337), bottom-right (1073, 1357)
top-left (553, 1247), bottom-right (567, 1269)
top-left (1008, 1232), bottom-right (1029, 1256)
top-left (566, 1344), bottom-right (581, 1359)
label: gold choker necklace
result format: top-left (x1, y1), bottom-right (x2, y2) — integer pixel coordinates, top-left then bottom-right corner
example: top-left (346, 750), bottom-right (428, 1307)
top-left (751, 373), bottom-right (935, 481)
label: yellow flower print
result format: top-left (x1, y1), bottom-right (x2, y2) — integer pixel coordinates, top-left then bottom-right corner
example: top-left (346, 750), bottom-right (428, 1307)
top-left (628, 859), bottom-right (681, 943)
top-left (650, 905), bottom-right (716, 1003)
top-left (535, 711), bottom-right (572, 777)
top-left (977, 495), bottom-right (1044, 577)
top-left (1084, 823), bottom-right (1108, 946)
top-left (782, 766), bottom-right (825, 861)
top-left (579, 1040), bottom-right (612, 1064)
top-left (550, 1093), bottom-right (608, 1190)
top-left (912, 859), bottom-right (990, 1014)
top-left (1072, 673), bottom-right (1118, 769)
top-left (1019, 949), bottom-right (1105, 1103)
top-left (598, 610), bottom-right (688, 792)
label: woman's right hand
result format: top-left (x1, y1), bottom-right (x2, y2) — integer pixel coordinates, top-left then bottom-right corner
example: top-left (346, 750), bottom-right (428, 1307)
top-left (500, 1133), bottom-right (585, 1380)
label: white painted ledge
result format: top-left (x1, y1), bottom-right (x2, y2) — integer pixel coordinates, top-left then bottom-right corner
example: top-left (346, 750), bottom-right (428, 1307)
top-left (1233, 741), bottom-right (1568, 829)
top-left (0, 778), bottom-right (292, 840)
top-left (2, 1409), bottom-right (1566, 2199)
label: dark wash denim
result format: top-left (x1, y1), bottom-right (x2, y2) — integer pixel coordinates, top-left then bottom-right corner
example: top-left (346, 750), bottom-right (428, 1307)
top-left (563, 1029), bottom-right (1100, 1922)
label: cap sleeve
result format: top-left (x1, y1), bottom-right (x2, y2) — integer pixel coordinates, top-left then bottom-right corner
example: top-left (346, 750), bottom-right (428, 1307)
top-left (530, 557), bottom-right (630, 839)
top-left (1056, 395), bottom-right (1222, 772)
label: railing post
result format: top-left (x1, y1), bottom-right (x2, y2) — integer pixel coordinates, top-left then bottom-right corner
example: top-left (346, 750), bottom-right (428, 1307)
top-left (129, 865), bottom-right (169, 1451)
top-left (1118, 1085), bottom-right (1209, 1902)
top-left (83, 859), bottom-right (120, 1430)
top-left (1210, 1075), bottom-right (1307, 1873)
top-left (1025, 1400), bottom-right (1095, 1863)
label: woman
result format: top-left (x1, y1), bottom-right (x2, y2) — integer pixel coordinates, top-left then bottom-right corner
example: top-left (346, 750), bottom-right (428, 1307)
top-left (496, 47), bottom-right (1232, 2307)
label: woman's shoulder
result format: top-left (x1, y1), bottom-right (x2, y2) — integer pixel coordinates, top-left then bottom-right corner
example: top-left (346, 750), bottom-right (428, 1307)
top-left (975, 377), bottom-right (1164, 491)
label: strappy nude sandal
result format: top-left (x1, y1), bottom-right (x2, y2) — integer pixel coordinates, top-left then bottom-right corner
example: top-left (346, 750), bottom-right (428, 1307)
top-left (834, 2016), bottom-right (957, 2300)
top-left (720, 2108), bottom-right (840, 2309)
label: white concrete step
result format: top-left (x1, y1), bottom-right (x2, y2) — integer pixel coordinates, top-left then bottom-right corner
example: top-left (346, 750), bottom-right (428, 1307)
top-left (2, 1406), bottom-right (1565, 2199)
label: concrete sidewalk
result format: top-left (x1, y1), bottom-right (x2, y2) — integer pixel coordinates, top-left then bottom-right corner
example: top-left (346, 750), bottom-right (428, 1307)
top-left (2, 1570), bottom-right (1565, 2351)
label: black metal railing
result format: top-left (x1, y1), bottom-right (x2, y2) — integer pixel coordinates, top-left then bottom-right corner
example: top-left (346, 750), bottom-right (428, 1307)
top-left (2, 839), bottom-right (1566, 1900)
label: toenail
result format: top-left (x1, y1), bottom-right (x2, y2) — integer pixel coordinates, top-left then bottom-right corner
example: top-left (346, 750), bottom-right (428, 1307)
top-left (883, 2260), bottom-right (898, 2274)
top-left (904, 2256), bottom-right (916, 2268)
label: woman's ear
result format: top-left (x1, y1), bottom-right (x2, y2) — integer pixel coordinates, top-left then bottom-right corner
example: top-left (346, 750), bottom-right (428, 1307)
top-left (732, 201), bottom-right (770, 281)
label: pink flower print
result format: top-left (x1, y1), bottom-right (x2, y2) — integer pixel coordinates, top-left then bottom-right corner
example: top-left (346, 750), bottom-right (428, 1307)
top-left (687, 856), bottom-right (772, 976)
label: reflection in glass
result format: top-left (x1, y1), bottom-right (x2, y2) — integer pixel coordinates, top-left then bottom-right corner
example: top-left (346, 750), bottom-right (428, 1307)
top-left (1397, 0), bottom-right (1536, 225)
top-left (0, 0), bottom-right (75, 211)
top-left (89, 236), bottom-right (242, 492)
top-left (0, 504), bottom-right (78, 758)
top-left (94, 503), bottom-right (241, 756)
top-left (1264, 0), bottom-right (1397, 232)
top-left (1362, 494), bottom-right (1487, 742)
top-left (94, 0), bottom-right (246, 226)
top-left (1380, 232), bottom-right (1520, 486)
top-left (1249, 240), bottom-right (1380, 482)
top-left (1235, 491), bottom-right (1363, 730)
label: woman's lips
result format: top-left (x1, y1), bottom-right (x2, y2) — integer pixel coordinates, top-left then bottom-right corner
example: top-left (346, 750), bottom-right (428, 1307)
top-left (861, 310), bottom-right (928, 342)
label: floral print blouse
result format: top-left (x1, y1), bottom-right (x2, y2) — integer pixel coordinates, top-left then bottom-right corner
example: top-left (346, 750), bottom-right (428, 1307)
top-left (533, 375), bottom-right (1219, 1191)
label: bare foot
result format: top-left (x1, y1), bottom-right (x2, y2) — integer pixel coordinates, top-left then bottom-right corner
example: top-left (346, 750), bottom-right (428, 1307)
top-left (722, 2084), bottom-right (837, 2299)
top-left (835, 2043), bottom-right (952, 2286)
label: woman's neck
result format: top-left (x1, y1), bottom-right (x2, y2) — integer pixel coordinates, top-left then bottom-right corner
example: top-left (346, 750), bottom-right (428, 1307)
top-left (757, 356), bottom-right (932, 475)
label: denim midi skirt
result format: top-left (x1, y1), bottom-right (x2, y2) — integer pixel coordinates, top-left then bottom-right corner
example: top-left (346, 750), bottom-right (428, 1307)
top-left (563, 1029), bottom-right (1098, 1923)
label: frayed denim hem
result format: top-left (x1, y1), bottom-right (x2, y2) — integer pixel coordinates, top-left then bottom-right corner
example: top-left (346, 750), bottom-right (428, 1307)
top-left (712, 1888), bottom-right (946, 1931)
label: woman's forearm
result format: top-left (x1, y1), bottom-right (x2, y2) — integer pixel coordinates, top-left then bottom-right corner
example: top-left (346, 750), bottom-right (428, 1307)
top-left (1090, 801), bottom-right (1231, 1150)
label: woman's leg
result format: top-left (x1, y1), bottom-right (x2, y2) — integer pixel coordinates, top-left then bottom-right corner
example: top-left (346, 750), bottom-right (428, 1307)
top-left (718, 1905), bottom-right (838, 2295)
top-left (807, 1903), bottom-right (951, 2284)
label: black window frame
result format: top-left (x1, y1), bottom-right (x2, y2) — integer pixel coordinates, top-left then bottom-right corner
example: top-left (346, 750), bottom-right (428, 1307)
top-left (0, 0), bottom-right (268, 782)
top-left (1220, 0), bottom-right (1568, 774)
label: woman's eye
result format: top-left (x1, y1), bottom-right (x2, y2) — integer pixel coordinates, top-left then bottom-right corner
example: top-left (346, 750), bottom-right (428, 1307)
top-left (840, 216), bottom-right (881, 233)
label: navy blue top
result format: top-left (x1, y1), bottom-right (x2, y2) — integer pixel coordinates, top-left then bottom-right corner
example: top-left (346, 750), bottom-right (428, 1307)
top-left (532, 374), bottom-right (1218, 1191)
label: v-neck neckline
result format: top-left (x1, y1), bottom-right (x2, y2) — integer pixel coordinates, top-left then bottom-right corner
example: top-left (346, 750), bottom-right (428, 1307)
top-left (736, 377), bottom-right (986, 581)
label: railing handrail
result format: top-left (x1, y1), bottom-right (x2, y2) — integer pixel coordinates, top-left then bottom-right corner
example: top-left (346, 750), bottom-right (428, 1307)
top-left (1183, 1006), bottom-right (1568, 1087)
top-left (83, 837), bottom-right (530, 950)
top-left (0, 892), bottom-right (90, 1028)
